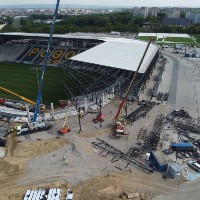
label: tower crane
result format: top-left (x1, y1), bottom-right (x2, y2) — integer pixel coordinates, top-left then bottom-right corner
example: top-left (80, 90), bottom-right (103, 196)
top-left (112, 38), bottom-right (152, 137)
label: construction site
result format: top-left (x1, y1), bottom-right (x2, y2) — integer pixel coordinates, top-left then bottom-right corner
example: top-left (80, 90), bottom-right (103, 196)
top-left (1, 2), bottom-right (200, 200)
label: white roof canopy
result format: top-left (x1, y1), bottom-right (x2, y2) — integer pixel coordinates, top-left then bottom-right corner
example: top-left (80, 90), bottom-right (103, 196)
top-left (71, 38), bottom-right (158, 73)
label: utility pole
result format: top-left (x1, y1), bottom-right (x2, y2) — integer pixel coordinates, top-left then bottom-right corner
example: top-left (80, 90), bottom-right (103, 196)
top-left (78, 107), bottom-right (82, 134)
top-left (125, 100), bottom-right (128, 117)
top-left (185, 44), bottom-right (186, 57)
top-left (99, 98), bottom-right (102, 127)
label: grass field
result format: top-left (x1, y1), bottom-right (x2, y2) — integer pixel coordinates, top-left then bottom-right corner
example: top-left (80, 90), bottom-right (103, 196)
top-left (192, 34), bottom-right (200, 45)
top-left (137, 36), bottom-right (157, 41)
top-left (165, 37), bottom-right (192, 43)
top-left (137, 35), bottom-right (195, 45)
top-left (0, 62), bottom-right (70, 106)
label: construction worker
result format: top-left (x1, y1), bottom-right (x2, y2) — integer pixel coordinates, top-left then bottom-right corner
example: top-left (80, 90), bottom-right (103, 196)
top-left (65, 159), bottom-right (68, 165)
top-left (63, 155), bottom-right (66, 161)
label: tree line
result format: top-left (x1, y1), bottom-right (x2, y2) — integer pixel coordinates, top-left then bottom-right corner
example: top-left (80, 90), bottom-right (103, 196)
top-left (0, 11), bottom-right (200, 34)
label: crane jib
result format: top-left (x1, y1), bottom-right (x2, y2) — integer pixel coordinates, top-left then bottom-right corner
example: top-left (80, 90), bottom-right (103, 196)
top-left (33, 0), bottom-right (60, 122)
top-left (115, 38), bottom-right (152, 120)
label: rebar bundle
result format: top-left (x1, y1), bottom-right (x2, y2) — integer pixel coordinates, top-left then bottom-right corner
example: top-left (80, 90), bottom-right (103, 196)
top-left (92, 138), bottom-right (150, 172)
top-left (141, 114), bottom-right (163, 152)
top-left (123, 101), bottom-right (155, 123)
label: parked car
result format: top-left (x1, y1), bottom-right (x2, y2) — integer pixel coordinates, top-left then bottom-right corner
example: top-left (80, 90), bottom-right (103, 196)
top-left (188, 160), bottom-right (200, 172)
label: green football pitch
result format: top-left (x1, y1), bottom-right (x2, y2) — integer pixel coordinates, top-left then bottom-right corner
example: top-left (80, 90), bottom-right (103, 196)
top-left (0, 62), bottom-right (70, 106)
top-left (137, 35), bottom-right (195, 45)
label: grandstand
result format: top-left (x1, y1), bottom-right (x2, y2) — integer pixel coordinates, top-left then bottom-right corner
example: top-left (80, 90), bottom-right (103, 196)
top-left (0, 33), bottom-right (159, 110)
top-left (0, 44), bottom-right (27, 61)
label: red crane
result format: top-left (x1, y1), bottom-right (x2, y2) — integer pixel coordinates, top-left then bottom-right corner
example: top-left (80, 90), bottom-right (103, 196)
top-left (112, 38), bottom-right (153, 137)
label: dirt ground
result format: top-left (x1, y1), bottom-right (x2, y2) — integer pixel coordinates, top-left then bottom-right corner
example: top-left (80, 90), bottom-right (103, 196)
top-left (0, 130), bottom-right (179, 200)
top-left (0, 78), bottom-right (200, 199)
top-left (0, 100), bottom-right (180, 200)
top-left (0, 132), bottom-right (68, 200)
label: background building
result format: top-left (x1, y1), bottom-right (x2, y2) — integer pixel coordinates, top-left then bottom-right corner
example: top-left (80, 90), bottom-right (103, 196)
top-left (133, 7), bottom-right (159, 18)
top-left (166, 10), bottom-right (180, 18)
top-left (186, 12), bottom-right (200, 24)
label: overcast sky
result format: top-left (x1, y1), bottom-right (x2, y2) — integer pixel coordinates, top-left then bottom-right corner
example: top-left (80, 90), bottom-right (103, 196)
top-left (0, 0), bottom-right (199, 7)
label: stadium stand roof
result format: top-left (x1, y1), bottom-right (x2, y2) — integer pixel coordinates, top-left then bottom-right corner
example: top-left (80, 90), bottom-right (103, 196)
top-left (71, 39), bottom-right (158, 73)
top-left (161, 18), bottom-right (192, 26)
top-left (0, 32), bottom-right (158, 73)
top-left (0, 32), bottom-right (118, 41)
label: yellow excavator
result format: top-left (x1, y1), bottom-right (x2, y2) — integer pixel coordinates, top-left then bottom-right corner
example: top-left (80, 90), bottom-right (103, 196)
top-left (0, 86), bottom-right (45, 112)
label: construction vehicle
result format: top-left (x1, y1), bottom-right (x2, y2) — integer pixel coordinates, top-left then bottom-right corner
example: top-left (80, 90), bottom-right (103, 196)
top-left (0, 98), bottom-right (5, 105)
top-left (112, 38), bottom-right (152, 137)
top-left (93, 114), bottom-right (104, 123)
top-left (59, 114), bottom-right (71, 134)
top-left (11, 0), bottom-right (60, 136)
top-left (93, 98), bottom-right (104, 124)
top-left (33, 0), bottom-right (60, 123)
top-left (17, 0), bottom-right (60, 135)
top-left (16, 122), bottom-right (51, 135)
top-left (0, 86), bottom-right (45, 112)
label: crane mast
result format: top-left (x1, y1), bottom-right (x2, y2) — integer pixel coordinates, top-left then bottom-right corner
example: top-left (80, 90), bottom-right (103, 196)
top-left (33, 0), bottom-right (60, 122)
top-left (114, 38), bottom-right (152, 122)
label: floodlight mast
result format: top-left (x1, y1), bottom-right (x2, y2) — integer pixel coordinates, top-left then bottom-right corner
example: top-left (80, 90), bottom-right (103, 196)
top-left (33, 0), bottom-right (60, 122)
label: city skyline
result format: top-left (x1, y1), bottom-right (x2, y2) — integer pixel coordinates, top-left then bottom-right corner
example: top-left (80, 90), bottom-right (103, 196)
top-left (0, 0), bottom-right (199, 7)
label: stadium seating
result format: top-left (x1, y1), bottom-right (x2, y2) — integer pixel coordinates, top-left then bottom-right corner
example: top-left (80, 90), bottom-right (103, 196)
top-left (0, 44), bottom-right (28, 62)
top-left (15, 45), bottom-right (84, 65)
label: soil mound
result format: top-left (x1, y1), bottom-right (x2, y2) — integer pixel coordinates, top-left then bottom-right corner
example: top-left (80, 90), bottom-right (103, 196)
top-left (13, 138), bottom-right (68, 157)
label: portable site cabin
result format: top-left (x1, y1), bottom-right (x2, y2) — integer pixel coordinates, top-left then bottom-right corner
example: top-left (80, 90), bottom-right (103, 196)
top-left (150, 151), bottom-right (168, 172)
top-left (171, 142), bottom-right (194, 152)
top-left (167, 163), bottom-right (181, 178)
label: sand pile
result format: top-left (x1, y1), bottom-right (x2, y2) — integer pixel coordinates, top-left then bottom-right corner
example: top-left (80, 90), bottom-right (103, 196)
top-left (73, 174), bottom-right (158, 200)
top-left (13, 138), bottom-right (68, 157)
top-left (0, 134), bottom-right (69, 200)
top-left (0, 157), bottom-right (27, 175)
top-left (97, 184), bottom-right (122, 199)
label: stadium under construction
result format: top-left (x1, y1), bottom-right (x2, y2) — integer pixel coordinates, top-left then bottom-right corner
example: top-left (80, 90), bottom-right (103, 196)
top-left (2, 32), bottom-right (200, 200)
top-left (0, 32), bottom-right (159, 112)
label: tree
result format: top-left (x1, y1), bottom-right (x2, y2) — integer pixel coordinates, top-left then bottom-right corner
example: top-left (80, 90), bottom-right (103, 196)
top-left (134, 17), bottom-right (145, 27)
top-left (180, 12), bottom-right (186, 18)
top-left (157, 13), bottom-right (166, 21)
top-left (105, 22), bottom-right (113, 32)
top-left (5, 16), bottom-right (13, 25)
top-left (1, 24), bottom-right (18, 32)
